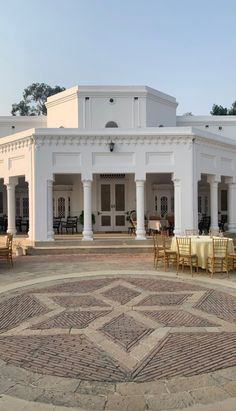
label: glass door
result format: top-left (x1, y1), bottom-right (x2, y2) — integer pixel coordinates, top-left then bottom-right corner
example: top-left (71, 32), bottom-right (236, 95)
top-left (99, 181), bottom-right (126, 231)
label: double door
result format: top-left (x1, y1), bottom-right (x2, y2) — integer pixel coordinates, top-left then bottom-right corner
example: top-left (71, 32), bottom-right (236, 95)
top-left (99, 181), bottom-right (126, 231)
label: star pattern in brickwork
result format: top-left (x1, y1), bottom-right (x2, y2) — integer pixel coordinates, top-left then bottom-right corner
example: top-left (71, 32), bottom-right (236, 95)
top-left (0, 276), bottom-right (236, 382)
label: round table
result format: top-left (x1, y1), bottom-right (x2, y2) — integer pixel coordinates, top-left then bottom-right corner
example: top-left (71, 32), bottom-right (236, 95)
top-left (171, 236), bottom-right (234, 269)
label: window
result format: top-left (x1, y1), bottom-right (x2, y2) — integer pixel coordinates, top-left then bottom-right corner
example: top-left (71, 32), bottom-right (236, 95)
top-left (105, 121), bottom-right (118, 128)
top-left (160, 196), bottom-right (168, 217)
top-left (221, 190), bottom-right (227, 211)
top-left (58, 197), bottom-right (65, 218)
top-left (198, 196), bottom-right (202, 213)
top-left (0, 192), bottom-right (3, 214)
top-left (22, 197), bottom-right (29, 218)
top-left (16, 198), bottom-right (20, 217)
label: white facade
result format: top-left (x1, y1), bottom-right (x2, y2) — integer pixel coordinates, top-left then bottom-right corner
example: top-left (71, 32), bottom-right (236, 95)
top-left (1, 85), bottom-right (236, 244)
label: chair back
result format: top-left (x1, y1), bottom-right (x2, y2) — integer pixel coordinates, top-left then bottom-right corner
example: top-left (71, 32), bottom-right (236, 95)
top-left (185, 229), bottom-right (199, 236)
top-left (212, 238), bottom-right (228, 258)
top-left (176, 236), bottom-right (192, 256)
top-left (130, 210), bottom-right (137, 229)
top-left (153, 233), bottom-right (168, 256)
top-left (6, 233), bottom-right (13, 250)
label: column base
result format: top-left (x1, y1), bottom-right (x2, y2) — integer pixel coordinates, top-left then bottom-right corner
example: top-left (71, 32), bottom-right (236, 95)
top-left (82, 230), bottom-right (93, 241)
top-left (7, 228), bottom-right (16, 236)
top-left (173, 228), bottom-right (181, 236)
top-left (47, 231), bottom-right (55, 241)
top-left (135, 230), bottom-right (146, 240)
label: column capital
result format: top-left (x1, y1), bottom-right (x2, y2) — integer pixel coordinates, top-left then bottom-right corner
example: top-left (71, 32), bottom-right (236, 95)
top-left (225, 177), bottom-right (236, 185)
top-left (207, 175), bottom-right (221, 185)
top-left (47, 179), bottom-right (54, 188)
top-left (135, 179), bottom-right (145, 186)
top-left (82, 179), bottom-right (92, 186)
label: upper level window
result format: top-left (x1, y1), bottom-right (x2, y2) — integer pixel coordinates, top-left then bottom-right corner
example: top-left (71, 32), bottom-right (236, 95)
top-left (105, 121), bottom-right (118, 128)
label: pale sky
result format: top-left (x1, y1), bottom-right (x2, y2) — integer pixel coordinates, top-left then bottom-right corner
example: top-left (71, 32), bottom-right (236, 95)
top-left (1, 0), bottom-right (236, 116)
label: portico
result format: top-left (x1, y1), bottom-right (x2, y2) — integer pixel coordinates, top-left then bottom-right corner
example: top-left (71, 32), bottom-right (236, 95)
top-left (1, 85), bottom-right (236, 244)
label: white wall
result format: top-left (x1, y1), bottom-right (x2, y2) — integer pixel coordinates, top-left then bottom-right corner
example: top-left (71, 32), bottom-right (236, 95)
top-left (146, 98), bottom-right (177, 127)
top-left (0, 117), bottom-right (47, 138)
top-left (177, 115), bottom-right (236, 141)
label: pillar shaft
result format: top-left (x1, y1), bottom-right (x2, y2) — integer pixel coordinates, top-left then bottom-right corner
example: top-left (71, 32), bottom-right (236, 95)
top-left (228, 182), bottom-right (236, 232)
top-left (135, 180), bottom-right (146, 240)
top-left (6, 182), bottom-right (16, 235)
top-left (173, 178), bottom-right (181, 236)
top-left (208, 178), bottom-right (219, 230)
top-left (82, 180), bottom-right (93, 241)
top-left (47, 180), bottom-right (54, 240)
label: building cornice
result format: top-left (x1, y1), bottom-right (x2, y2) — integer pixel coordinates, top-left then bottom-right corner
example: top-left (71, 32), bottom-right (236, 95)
top-left (177, 115), bottom-right (236, 126)
top-left (45, 85), bottom-right (177, 109)
top-left (1, 126), bottom-right (236, 152)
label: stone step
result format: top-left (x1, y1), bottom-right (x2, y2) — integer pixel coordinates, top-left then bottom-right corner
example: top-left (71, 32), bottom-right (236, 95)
top-left (26, 237), bottom-right (154, 255)
top-left (26, 243), bottom-right (153, 255)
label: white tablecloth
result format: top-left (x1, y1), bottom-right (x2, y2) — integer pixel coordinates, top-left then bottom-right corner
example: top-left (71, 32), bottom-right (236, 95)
top-left (148, 219), bottom-right (169, 231)
top-left (171, 236), bottom-right (234, 269)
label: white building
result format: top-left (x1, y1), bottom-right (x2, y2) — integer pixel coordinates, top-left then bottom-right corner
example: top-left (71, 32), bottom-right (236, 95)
top-left (1, 85), bottom-right (236, 244)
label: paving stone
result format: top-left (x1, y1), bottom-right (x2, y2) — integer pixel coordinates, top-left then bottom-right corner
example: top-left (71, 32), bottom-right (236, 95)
top-left (105, 393), bottom-right (146, 411)
top-left (5, 383), bottom-right (45, 401)
top-left (146, 391), bottom-right (195, 410)
top-left (76, 380), bottom-right (115, 395)
top-left (189, 386), bottom-right (229, 404)
top-left (0, 362), bottom-right (42, 385)
top-left (0, 395), bottom-right (27, 411)
top-left (116, 381), bottom-right (168, 395)
top-left (221, 380), bottom-right (236, 396)
top-left (37, 390), bottom-right (106, 410)
top-left (166, 374), bottom-right (216, 393)
top-left (35, 375), bottom-right (80, 392)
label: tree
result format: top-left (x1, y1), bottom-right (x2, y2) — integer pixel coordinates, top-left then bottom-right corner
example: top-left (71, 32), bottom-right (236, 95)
top-left (228, 101), bottom-right (236, 115)
top-left (11, 83), bottom-right (65, 116)
top-left (211, 101), bottom-right (236, 116)
top-left (210, 104), bottom-right (228, 115)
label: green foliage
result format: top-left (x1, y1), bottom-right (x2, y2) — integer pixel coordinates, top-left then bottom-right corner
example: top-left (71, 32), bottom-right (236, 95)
top-left (11, 83), bottom-right (65, 116)
top-left (79, 211), bottom-right (96, 225)
top-left (210, 104), bottom-right (228, 115)
top-left (211, 101), bottom-right (236, 116)
top-left (228, 101), bottom-right (236, 115)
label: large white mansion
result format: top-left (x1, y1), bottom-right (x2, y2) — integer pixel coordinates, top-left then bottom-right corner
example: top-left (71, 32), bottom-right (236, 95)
top-left (1, 85), bottom-right (236, 244)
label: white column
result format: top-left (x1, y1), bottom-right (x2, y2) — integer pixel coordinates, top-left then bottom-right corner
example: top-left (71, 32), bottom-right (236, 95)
top-left (82, 180), bottom-right (93, 241)
top-left (227, 181), bottom-right (236, 232)
top-left (47, 180), bottom-right (54, 240)
top-left (135, 179), bottom-right (146, 240)
top-left (6, 180), bottom-right (17, 235)
top-left (172, 178), bottom-right (181, 236)
top-left (208, 176), bottom-right (219, 230)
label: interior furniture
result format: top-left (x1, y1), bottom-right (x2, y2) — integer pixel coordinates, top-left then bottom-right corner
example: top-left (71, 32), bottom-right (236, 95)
top-left (153, 233), bottom-right (177, 271)
top-left (176, 236), bottom-right (198, 276)
top-left (53, 217), bottom-right (62, 234)
top-left (61, 216), bottom-right (78, 234)
top-left (172, 235), bottom-right (234, 270)
top-left (206, 238), bottom-right (230, 277)
top-left (0, 233), bottom-right (13, 266)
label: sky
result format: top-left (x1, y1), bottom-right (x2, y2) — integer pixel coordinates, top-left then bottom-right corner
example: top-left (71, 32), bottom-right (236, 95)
top-left (1, 0), bottom-right (236, 116)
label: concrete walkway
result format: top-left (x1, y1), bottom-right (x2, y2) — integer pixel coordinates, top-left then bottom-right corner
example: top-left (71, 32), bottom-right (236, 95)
top-left (1, 253), bottom-right (236, 410)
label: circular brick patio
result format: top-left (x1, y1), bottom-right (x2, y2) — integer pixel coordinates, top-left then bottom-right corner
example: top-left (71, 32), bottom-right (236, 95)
top-left (1, 275), bottom-right (236, 383)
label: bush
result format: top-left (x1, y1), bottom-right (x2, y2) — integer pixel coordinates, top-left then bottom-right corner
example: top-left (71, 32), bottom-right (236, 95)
top-left (79, 211), bottom-right (96, 225)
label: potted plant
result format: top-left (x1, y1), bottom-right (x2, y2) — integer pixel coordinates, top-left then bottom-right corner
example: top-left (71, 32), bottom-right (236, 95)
top-left (79, 211), bottom-right (96, 226)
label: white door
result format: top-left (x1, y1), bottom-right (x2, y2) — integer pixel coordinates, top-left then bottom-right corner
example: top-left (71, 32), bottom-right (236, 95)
top-left (99, 181), bottom-right (126, 231)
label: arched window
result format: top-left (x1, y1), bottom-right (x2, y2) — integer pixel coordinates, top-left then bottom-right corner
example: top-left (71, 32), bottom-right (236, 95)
top-left (105, 121), bottom-right (118, 128)
top-left (58, 197), bottom-right (65, 218)
top-left (160, 196), bottom-right (168, 217)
